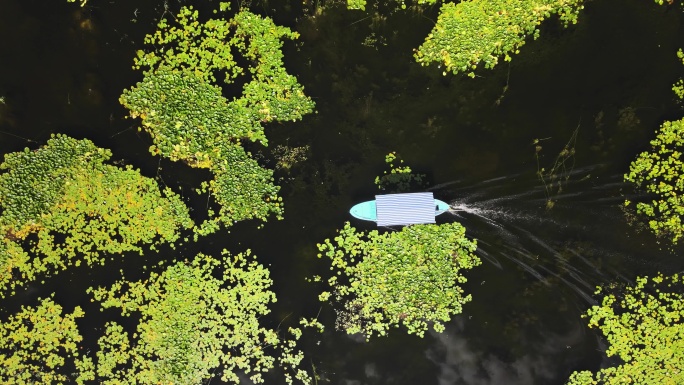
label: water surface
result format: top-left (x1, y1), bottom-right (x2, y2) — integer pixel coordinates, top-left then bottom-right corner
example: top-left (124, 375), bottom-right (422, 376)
top-left (0, 0), bottom-right (683, 384)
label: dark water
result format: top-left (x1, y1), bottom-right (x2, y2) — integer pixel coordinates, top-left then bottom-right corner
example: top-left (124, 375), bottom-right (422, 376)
top-left (0, 0), bottom-right (683, 384)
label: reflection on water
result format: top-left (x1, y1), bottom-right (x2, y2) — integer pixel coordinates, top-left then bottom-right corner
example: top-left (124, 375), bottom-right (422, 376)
top-left (427, 317), bottom-right (587, 385)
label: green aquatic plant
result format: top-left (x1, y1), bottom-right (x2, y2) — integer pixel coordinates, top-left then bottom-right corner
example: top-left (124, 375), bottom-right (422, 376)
top-left (135, 5), bottom-right (314, 116)
top-left (0, 134), bottom-right (108, 233)
top-left (345, 0), bottom-right (586, 76)
top-left (120, 71), bottom-right (284, 230)
top-left (121, 69), bottom-right (266, 165)
top-left (346, 0), bottom-right (676, 77)
top-left (625, 49), bottom-right (684, 244)
top-left (533, 127), bottom-right (578, 210)
top-left (89, 251), bottom-right (315, 385)
top-left (374, 152), bottom-right (426, 193)
top-left (625, 118), bottom-right (684, 243)
top-left (415, 0), bottom-right (584, 77)
top-left (0, 296), bottom-right (93, 384)
top-left (121, 4), bottom-right (314, 232)
top-left (316, 222), bottom-right (479, 339)
top-left (205, 146), bottom-right (283, 224)
top-left (347, 0), bottom-right (367, 11)
top-left (0, 134), bottom-right (193, 296)
top-left (566, 274), bottom-right (684, 384)
top-left (272, 144), bottom-right (310, 172)
top-left (674, 49), bottom-right (684, 100)
top-left (347, 0), bottom-right (434, 11)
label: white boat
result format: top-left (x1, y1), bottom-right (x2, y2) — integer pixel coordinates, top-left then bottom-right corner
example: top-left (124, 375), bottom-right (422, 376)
top-left (349, 192), bottom-right (449, 226)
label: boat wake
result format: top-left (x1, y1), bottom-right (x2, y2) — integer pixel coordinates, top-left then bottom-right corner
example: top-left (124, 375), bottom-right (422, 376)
top-left (431, 169), bottom-right (668, 306)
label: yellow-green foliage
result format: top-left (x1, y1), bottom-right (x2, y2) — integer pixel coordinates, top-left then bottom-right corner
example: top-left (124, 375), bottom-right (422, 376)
top-left (566, 274), bottom-right (684, 384)
top-left (346, 0), bottom-right (436, 12)
top-left (317, 222), bottom-right (480, 339)
top-left (624, 46), bottom-right (683, 243)
top-left (349, 0), bottom-right (675, 76)
top-left (0, 296), bottom-right (93, 384)
top-left (415, 0), bottom-right (584, 76)
top-left (674, 49), bottom-right (684, 100)
top-left (120, 70), bottom-right (283, 230)
top-left (122, 69), bottom-right (267, 164)
top-left (205, 146), bottom-right (283, 226)
top-left (625, 118), bottom-right (684, 243)
top-left (0, 134), bottom-right (193, 296)
top-left (374, 152), bottom-right (426, 192)
top-left (88, 252), bottom-right (313, 384)
top-left (347, 0), bottom-right (369, 11)
top-left (121, 4), bottom-right (314, 232)
top-left (134, 6), bottom-right (314, 120)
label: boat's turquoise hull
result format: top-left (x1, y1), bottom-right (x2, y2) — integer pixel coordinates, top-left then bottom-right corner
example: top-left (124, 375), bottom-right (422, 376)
top-left (350, 200), bottom-right (378, 221)
top-left (435, 199), bottom-right (450, 215)
top-left (350, 199), bottom-right (450, 222)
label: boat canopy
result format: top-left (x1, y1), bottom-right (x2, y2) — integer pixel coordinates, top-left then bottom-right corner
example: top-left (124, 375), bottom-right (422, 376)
top-left (375, 192), bottom-right (437, 226)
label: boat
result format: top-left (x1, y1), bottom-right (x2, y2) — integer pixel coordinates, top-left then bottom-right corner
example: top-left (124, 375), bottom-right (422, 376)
top-left (349, 192), bottom-right (450, 226)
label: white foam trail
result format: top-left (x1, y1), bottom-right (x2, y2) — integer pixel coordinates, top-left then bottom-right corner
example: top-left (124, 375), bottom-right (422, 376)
top-left (427, 180), bottom-right (462, 190)
top-left (479, 175), bottom-right (516, 184)
top-left (433, 170), bottom-right (642, 306)
top-left (499, 251), bottom-right (549, 283)
top-left (538, 265), bottom-right (597, 305)
top-left (449, 206), bottom-right (507, 229)
top-left (514, 226), bottom-right (564, 257)
top-left (476, 249), bottom-right (504, 269)
top-left (566, 249), bottom-right (608, 274)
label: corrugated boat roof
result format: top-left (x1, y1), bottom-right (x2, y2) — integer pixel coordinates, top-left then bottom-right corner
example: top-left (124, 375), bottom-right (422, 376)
top-left (375, 192), bottom-right (437, 226)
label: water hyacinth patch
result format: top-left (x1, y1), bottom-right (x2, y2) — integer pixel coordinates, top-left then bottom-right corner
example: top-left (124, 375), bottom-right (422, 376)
top-left (567, 274), bottom-right (684, 384)
top-left (414, 0), bottom-right (584, 77)
top-left (120, 69), bottom-right (266, 165)
top-left (625, 118), bottom-right (684, 243)
top-left (317, 222), bottom-right (480, 339)
top-left (88, 251), bottom-right (315, 385)
top-left (625, 50), bottom-right (684, 244)
top-left (121, 4), bottom-right (315, 233)
top-left (0, 296), bottom-right (93, 384)
top-left (0, 134), bottom-right (193, 296)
